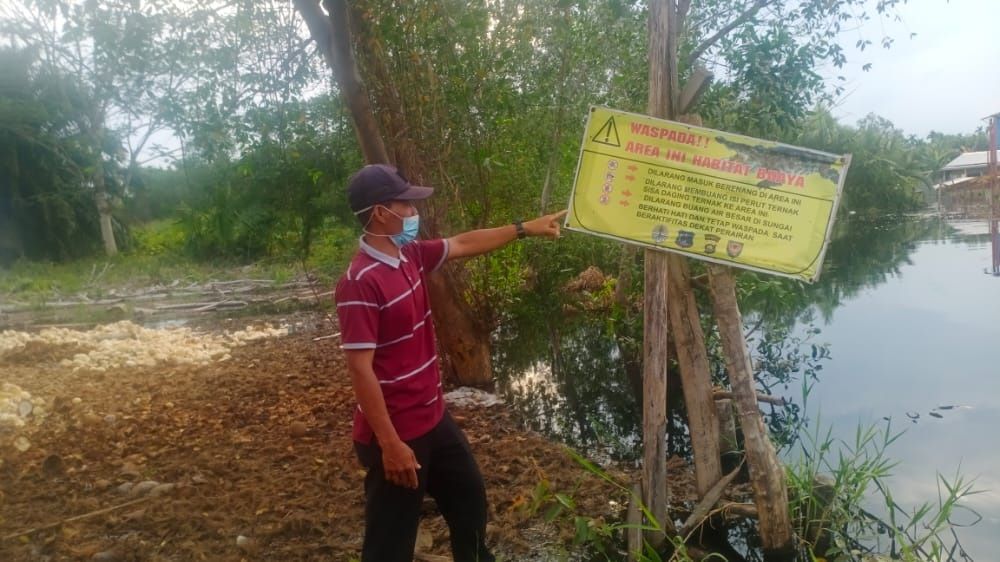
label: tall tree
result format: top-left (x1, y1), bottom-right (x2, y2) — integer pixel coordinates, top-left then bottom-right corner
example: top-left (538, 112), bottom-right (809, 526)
top-left (1, 0), bottom-right (201, 255)
top-left (0, 46), bottom-right (100, 263)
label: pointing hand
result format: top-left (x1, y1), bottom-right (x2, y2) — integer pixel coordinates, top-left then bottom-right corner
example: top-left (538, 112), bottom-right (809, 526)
top-left (525, 209), bottom-right (569, 239)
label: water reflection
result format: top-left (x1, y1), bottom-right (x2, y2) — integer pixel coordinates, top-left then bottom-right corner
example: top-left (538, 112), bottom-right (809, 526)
top-left (496, 316), bottom-right (641, 462)
top-left (494, 217), bottom-right (966, 456)
top-left (493, 216), bottom-right (999, 557)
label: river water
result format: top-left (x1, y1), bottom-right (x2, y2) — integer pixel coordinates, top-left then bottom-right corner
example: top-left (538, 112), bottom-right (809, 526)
top-left (493, 217), bottom-right (999, 559)
top-left (806, 219), bottom-right (999, 558)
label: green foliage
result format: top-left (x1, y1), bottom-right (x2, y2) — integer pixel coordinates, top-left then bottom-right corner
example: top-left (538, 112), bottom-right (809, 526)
top-left (515, 427), bottom-right (977, 561)
top-left (796, 111), bottom-right (924, 217)
top-left (130, 218), bottom-right (186, 256)
top-left (749, 324), bottom-right (830, 449)
top-left (787, 417), bottom-right (980, 561)
top-left (124, 168), bottom-right (191, 223)
top-left (0, 46), bottom-right (105, 263)
top-left (174, 95), bottom-right (360, 262)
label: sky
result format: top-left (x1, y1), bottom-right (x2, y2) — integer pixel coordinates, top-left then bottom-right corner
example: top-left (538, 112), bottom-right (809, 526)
top-left (824, 0), bottom-right (1000, 137)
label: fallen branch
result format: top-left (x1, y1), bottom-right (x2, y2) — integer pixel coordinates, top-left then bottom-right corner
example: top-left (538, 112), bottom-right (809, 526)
top-left (719, 502), bottom-right (758, 519)
top-left (192, 300), bottom-right (249, 313)
top-left (154, 301), bottom-right (249, 311)
top-left (312, 332), bottom-right (341, 342)
top-left (206, 279), bottom-right (276, 286)
top-left (1, 496), bottom-right (153, 542)
top-left (680, 461), bottom-right (745, 537)
top-left (273, 290), bottom-right (334, 304)
top-left (712, 390), bottom-right (786, 407)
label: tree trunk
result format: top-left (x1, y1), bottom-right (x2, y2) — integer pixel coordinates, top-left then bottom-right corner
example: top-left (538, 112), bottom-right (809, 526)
top-left (89, 119), bottom-right (117, 257)
top-left (423, 271), bottom-right (492, 386)
top-left (94, 186), bottom-right (117, 257)
top-left (707, 265), bottom-right (794, 559)
top-left (295, 0), bottom-right (493, 386)
top-left (294, 0), bottom-right (388, 164)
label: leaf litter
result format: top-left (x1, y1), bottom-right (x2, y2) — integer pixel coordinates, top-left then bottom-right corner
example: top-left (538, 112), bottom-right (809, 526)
top-left (0, 322), bottom-right (651, 561)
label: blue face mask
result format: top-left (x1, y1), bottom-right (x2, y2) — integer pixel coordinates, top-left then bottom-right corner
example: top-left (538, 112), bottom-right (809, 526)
top-left (391, 213), bottom-right (420, 247)
top-left (369, 205), bottom-right (419, 247)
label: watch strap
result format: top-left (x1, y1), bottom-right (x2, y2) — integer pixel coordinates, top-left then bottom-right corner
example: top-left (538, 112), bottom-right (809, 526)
top-left (514, 220), bottom-right (526, 239)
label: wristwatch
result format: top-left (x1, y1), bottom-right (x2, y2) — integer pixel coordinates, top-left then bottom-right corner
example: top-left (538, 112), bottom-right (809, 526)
top-left (514, 220), bottom-right (526, 239)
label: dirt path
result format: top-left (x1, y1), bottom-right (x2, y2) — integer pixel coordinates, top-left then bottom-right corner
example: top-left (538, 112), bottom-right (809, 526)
top-left (0, 329), bottom-right (627, 561)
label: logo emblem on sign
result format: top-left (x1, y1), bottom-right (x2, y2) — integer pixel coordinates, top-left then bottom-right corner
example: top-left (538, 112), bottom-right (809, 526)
top-left (675, 230), bottom-right (694, 248)
top-left (651, 225), bottom-right (668, 244)
top-left (727, 240), bottom-right (744, 258)
top-left (704, 234), bottom-right (720, 254)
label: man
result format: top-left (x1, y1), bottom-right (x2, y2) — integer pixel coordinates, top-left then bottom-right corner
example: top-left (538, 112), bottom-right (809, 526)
top-left (335, 164), bottom-right (566, 562)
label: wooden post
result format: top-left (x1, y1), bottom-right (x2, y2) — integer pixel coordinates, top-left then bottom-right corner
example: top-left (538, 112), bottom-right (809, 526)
top-left (666, 253), bottom-right (722, 496)
top-left (641, 0), bottom-right (676, 547)
top-left (707, 264), bottom-right (794, 558)
top-left (626, 482), bottom-right (643, 562)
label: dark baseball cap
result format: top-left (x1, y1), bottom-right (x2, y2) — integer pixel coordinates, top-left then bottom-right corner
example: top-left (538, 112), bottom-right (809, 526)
top-left (347, 164), bottom-right (434, 214)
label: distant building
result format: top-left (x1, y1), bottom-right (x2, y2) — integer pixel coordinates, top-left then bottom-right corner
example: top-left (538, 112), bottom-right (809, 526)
top-left (940, 151), bottom-right (993, 182)
top-left (936, 151), bottom-right (997, 215)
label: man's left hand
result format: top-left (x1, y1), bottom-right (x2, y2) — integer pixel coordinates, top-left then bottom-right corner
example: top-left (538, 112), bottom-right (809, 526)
top-left (524, 209), bottom-right (568, 239)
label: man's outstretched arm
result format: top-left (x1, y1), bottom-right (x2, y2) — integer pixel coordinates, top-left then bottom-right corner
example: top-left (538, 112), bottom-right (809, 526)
top-left (446, 209), bottom-right (567, 261)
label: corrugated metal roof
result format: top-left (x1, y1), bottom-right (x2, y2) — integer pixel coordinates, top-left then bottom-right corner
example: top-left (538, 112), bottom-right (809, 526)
top-left (933, 176), bottom-right (979, 190)
top-left (941, 151), bottom-right (994, 170)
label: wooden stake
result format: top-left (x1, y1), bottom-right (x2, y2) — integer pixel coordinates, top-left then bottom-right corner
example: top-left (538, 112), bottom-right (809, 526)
top-left (707, 265), bottom-right (794, 558)
top-left (626, 482), bottom-right (643, 562)
top-left (666, 253), bottom-right (722, 497)
top-left (641, 0), bottom-right (676, 546)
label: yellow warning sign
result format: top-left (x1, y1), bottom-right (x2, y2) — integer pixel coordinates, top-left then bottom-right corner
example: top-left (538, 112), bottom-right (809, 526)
top-left (566, 106), bottom-right (852, 282)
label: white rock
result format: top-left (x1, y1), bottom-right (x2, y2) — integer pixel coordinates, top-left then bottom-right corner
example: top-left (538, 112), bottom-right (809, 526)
top-left (149, 483), bottom-right (176, 497)
top-left (0, 321), bottom-right (289, 373)
top-left (444, 387), bottom-right (504, 408)
top-left (130, 480), bottom-right (160, 497)
top-left (13, 436), bottom-right (31, 452)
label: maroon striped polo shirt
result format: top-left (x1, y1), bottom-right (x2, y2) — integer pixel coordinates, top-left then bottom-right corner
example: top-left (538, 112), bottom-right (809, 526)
top-left (335, 237), bottom-right (450, 444)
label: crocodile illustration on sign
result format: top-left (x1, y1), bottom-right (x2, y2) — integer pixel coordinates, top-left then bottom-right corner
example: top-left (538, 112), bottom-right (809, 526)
top-left (713, 136), bottom-right (842, 188)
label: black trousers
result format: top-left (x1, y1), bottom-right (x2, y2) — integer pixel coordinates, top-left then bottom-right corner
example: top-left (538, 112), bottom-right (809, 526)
top-left (354, 411), bottom-right (495, 562)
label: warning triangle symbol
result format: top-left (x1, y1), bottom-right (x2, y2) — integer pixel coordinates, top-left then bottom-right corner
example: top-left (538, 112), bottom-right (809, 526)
top-left (591, 116), bottom-right (621, 147)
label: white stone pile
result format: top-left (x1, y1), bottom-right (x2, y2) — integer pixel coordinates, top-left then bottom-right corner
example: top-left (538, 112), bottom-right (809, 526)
top-left (0, 320), bottom-right (288, 373)
top-left (0, 382), bottom-right (43, 429)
